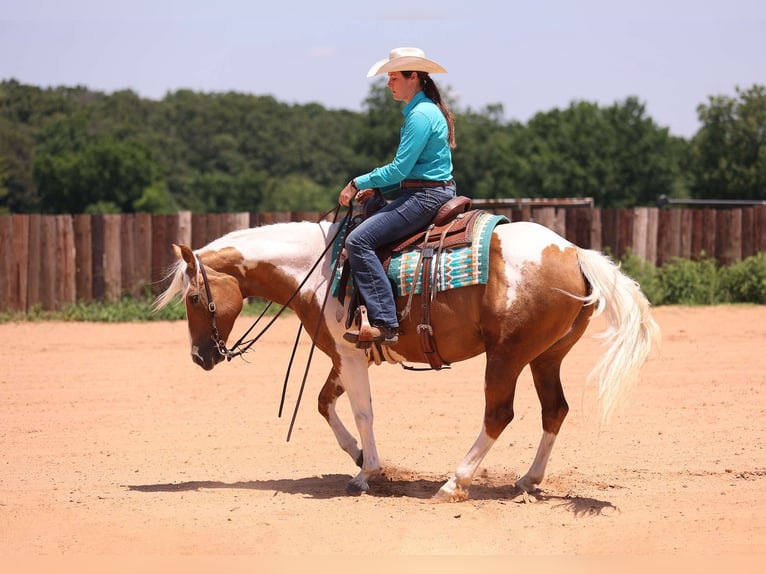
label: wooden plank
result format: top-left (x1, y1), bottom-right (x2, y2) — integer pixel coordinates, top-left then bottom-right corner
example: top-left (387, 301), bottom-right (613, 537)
top-left (700, 209), bottom-right (717, 260)
top-left (74, 214), bottom-right (93, 302)
top-left (691, 210), bottom-right (704, 260)
top-left (91, 215), bottom-right (105, 301)
top-left (741, 207), bottom-right (755, 259)
top-left (192, 213), bottom-right (208, 249)
top-left (564, 207), bottom-right (591, 248)
top-left (600, 209), bottom-right (618, 258)
top-left (715, 209), bottom-right (742, 266)
top-left (151, 214), bottom-right (169, 292)
top-left (56, 215), bottom-right (76, 308)
top-left (617, 209), bottom-right (634, 260)
top-left (292, 210), bottom-right (324, 223)
top-left (26, 214), bottom-right (41, 309)
top-left (134, 213), bottom-right (152, 295)
top-left (120, 213), bottom-right (138, 298)
top-left (206, 213), bottom-right (223, 243)
top-left (755, 206), bottom-right (766, 254)
top-left (103, 214), bottom-right (122, 303)
top-left (0, 216), bottom-right (12, 312)
top-left (552, 207), bottom-right (566, 238)
top-left (656, 210), bottom-right (674, 266)
top-left (221, 212), bottom-right (249, 235)
top-left (176, 210), bottom-right (192, 248)
top-left (39, 215), bottom-right (57, 310)
top-left (589, 208), bottom-right (601, 252)
top-left (632, 208), bottom-right (649, 261)
top-left (11, 215), bottom-right (30, 311)
top-left (679, 209), bottom-right (693, 259)
top-left (533, 207), bottom-right (556, 231)
top-left (644, 207), bottom-right (659, 266)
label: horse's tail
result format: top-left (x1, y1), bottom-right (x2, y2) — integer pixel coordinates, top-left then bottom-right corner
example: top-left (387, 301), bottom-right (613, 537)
top-left (576, 248), bottom-right (660, 424)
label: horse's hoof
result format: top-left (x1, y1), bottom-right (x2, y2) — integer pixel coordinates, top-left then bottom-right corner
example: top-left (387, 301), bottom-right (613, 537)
top-left (345, 480), bottom-right (368, 496)
top-left (355, 451), bottom-right (364, 468)
top-left (433, 484), bottom-right (469, 503)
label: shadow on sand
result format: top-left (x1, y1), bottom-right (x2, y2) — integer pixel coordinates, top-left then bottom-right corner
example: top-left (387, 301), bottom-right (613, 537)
top-left (126, 470), bottom-right (617, 515)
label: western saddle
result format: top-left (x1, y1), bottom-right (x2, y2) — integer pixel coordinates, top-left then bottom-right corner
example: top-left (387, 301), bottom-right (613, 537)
top-left (340, 194), bottom-right (483, 370)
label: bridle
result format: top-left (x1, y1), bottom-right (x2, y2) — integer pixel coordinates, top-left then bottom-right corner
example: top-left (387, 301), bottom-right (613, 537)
top-left (192, 204), bottom-right (351, 362)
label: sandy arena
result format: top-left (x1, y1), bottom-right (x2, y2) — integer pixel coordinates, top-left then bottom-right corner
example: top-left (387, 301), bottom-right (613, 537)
top-left (1, 306), bottom-right (764, 559)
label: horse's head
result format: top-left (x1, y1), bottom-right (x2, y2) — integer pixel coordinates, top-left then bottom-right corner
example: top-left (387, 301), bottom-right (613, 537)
top-left (174, 244), bottom-right (244, 371)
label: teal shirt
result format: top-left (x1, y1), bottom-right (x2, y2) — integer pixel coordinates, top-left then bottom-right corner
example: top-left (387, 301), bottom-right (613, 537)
top-left (354, 91), bottom-right (453, 190)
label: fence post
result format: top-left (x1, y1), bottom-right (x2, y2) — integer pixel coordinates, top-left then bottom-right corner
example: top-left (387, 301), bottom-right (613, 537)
top-left (715, 209), bottom-right (742, 266)
top-left (39, 215), bottom-right (57, 310)
top-left (74, 214), bottom-right (93, 303)
top-left (57, 215), bottom-right (76, 308)
top-left (103, 214), bottom-right (122, 303)
top-left (0, 216), bottom-right (12, 312)
top-left (27, 214), bottom-right (41, 309)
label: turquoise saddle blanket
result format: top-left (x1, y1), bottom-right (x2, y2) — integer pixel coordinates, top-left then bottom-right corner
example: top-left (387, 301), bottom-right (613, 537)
top-left (331, 212), bottom-right (508, 298)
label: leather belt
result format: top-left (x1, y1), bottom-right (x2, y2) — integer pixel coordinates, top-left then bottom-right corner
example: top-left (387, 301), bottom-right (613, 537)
top-left (400, 179), bottom-right (455, 189)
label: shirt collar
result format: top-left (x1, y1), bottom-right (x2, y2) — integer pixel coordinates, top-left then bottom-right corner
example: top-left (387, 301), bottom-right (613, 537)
top-left (402, 90), bottom-right (429, 116)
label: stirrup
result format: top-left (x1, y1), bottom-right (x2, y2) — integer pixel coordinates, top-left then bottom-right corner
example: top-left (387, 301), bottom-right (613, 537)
top-left (343, 306), bottom-right (398, 348)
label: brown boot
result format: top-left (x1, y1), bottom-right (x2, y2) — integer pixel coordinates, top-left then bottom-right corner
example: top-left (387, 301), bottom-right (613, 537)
top-left (343, 322), bottom-right (399, 345)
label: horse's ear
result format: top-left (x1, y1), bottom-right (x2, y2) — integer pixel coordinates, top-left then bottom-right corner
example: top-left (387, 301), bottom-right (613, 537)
top-left (174, 244), bottom-right (197, 275)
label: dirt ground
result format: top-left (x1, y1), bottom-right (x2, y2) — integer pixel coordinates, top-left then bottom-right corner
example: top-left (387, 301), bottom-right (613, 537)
top-left (1, 306), bottom-right (765, 560)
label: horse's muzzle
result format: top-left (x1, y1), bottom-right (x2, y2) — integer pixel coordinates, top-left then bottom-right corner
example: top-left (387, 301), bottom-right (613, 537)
top-left (191, 351), bottom-right (224, 371)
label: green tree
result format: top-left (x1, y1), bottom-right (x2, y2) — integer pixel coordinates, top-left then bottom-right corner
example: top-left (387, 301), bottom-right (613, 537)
top-left (690, 84), bottom-right (766, 200)
top-left (34, 139), bottom-right (159, 213)
top-left (493, 98), bottom-right (686, 207)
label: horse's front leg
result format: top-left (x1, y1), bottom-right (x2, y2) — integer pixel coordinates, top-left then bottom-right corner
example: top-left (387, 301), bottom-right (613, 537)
top-left (317, 367), bottom-right (363, 468)
top-left (337, 357), bottom-right (381, 493)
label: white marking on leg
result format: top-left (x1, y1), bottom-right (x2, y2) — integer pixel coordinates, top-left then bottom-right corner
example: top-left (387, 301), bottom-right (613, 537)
top-left (435, 428), bottom-right (496, 501)
top-left (517, 431), bottom-right (557, 492)
top-left (325, 400), bottom-right (362, 464)
top-left (339, 357), bottom-right (380, 492)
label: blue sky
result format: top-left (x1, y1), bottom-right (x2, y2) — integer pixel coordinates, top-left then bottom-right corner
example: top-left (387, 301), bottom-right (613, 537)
top-left (1, 0), bottom-right (764, 138)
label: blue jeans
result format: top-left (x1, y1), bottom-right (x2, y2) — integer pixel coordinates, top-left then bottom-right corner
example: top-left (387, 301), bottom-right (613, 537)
top-left (345, 184), bottom-right (456, 328)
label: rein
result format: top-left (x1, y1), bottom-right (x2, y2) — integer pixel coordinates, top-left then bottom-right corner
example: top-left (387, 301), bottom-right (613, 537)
top-left (195, 204), bottom-right (352, 440)
top-left (196, 204), bottom-right (350, 362)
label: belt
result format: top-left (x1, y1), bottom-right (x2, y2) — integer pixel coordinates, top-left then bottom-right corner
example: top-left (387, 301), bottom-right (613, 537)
top-left (400, 179), bottom-right (455, 189)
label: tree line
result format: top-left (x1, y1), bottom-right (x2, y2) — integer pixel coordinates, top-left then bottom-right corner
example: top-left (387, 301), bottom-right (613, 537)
top-left (0, 79), bottom-right (764, 215)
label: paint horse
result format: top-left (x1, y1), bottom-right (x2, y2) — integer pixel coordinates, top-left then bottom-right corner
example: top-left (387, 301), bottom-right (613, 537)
top-left (154, 215), bottom-right (659, 500)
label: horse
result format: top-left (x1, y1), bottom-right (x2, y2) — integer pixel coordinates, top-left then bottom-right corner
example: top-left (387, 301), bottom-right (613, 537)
top-left (154, 214), bottom-right (659, 500)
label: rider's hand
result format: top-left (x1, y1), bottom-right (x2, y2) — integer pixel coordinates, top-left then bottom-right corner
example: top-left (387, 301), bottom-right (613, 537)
top-left (338, 181), bottom-right (356, 207)
top-left (354, 188), bottom-right (375, 204)
top-left (338, 181), bottom-right (375, 207)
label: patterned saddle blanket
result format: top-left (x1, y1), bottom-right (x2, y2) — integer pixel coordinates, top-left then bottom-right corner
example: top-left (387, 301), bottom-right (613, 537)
top-left (332, 211), bottom-right (508, 298)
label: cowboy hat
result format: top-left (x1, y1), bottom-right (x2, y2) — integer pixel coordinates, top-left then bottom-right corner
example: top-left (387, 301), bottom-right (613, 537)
top-left (366, 47), bottom-right (448, 77)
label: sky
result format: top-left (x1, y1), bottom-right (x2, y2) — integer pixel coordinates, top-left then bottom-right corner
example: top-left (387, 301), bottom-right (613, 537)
top-left (1, 0), bottom-right (764, 138)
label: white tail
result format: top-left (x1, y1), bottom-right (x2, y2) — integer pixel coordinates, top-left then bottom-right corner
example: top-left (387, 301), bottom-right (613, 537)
top-left (576, 248), bottom-right (660, 424)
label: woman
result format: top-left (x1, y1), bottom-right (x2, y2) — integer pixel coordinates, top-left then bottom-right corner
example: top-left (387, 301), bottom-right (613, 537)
top-left (338, 47), bottom-right (457, 345)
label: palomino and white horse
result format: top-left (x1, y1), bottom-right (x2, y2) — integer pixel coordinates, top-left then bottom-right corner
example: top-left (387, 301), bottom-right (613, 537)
top-left (154, 213), bottom-right (659, 500)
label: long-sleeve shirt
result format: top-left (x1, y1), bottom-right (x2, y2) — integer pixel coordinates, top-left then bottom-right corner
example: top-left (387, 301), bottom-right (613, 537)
top-left (354, 90), bottom-right (453, 191)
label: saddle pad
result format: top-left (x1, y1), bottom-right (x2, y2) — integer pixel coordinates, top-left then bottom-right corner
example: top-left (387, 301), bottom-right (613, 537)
top-left (332, 212), bottom-right (508, 298)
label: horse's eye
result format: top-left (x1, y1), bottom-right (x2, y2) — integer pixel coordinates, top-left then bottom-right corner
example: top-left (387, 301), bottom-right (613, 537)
top-left (189, 294), bottom-right (200, 305)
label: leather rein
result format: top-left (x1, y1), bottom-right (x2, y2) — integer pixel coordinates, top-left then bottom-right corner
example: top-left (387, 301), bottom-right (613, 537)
top-left (194, 205), bottom-right (350, 362)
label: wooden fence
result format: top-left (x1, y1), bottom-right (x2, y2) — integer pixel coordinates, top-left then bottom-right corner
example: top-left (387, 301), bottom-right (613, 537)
top-left (1, 204), bottom-right (765, 312)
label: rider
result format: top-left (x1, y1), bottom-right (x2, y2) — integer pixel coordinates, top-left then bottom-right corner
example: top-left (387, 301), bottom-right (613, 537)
top-left (338, 47), bottom-right (457, 345)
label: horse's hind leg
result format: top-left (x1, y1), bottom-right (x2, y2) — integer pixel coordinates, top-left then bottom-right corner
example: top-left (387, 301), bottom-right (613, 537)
top-left (516, 305), bottom-right (592, 494)
top-left (434, 354), bottom-right (524, 502)
top-left (317, 367), bottom-right (363, 467)
top-left (515, 358), bottom-right (569, 494)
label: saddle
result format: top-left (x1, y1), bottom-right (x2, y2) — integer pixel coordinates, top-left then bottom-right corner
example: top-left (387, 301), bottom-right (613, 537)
top-left (341, 195), bottom-right (481, 370)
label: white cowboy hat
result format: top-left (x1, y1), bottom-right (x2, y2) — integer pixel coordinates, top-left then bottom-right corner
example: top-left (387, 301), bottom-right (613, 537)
top-left (366, 47), bottom-right (448, 77)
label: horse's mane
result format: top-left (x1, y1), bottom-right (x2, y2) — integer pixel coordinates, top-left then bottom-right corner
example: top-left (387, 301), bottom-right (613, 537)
top-left (151, 220), bottom-right (335, 312)
top-left (152, 258), bottom-right (188, 311)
